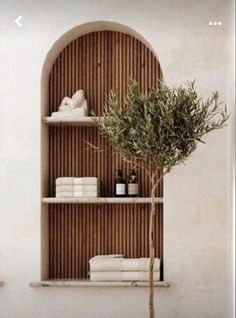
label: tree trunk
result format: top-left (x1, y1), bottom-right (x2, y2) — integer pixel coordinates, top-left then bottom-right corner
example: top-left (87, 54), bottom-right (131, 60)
top-left (149, 173), bottom-right (156, 318)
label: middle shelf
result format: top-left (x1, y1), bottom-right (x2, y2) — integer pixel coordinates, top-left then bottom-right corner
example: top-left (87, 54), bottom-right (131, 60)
top-left (42, 197), bottom-right (163, 204)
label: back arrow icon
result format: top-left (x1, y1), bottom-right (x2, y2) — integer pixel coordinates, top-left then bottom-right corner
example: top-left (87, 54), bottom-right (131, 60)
top-left (14, 16), bottom-right (22, 27)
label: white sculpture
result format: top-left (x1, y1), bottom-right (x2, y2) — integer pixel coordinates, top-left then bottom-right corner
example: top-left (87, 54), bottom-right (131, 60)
top-left (51, 89), bottom-right (88, 118)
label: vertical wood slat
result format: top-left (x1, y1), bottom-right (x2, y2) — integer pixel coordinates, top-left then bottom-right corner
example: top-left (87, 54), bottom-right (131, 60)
top-left (48, 31), bottom-right (163, 279)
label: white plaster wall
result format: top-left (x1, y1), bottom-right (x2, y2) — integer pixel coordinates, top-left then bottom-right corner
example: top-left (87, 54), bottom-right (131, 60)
top-left (0, 0), bottom-right (234, 317)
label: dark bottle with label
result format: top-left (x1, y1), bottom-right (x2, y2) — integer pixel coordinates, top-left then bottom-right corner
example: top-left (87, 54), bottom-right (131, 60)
top-left (115, 169), bottom-right (126, 197)
top-left (128, 169), bottom-right (139, 197)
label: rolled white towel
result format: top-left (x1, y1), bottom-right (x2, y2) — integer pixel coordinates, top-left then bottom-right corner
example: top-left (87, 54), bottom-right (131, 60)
top-left (90, 271), bottom-right (160, 282)
top-left (89, 256), bottom-right (160, 272)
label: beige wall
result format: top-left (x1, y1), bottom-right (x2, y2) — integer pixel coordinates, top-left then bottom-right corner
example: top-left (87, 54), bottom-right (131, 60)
top-left (0, 0), bottom-right (234, 317)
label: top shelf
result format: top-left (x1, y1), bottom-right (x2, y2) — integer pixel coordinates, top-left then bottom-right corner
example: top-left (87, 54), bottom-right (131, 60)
top-left (42, 116), bottom-right (101, 127)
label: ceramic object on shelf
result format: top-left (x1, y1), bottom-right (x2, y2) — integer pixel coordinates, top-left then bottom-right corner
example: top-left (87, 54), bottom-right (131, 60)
top-left (51, 89), bottom-right (88, 118)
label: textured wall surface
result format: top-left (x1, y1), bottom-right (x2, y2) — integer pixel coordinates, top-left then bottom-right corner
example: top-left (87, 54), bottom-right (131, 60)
top-left (47, 31), bottom-right (163, 280)
top-left (0, 0), bottom-right (234, 317)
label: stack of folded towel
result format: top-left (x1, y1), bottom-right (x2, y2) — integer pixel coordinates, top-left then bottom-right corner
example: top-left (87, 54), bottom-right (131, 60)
top-left (56, 177), bottom-right (99, 198)
top-left (89, 255), bottom-right (160, 282)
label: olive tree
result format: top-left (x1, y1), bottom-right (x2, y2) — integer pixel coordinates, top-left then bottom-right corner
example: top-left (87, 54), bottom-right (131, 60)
top-left (92, 79), bottom-right (228, 318)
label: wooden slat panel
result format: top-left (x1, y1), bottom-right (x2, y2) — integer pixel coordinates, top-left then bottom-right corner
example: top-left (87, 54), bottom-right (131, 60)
top-left (48, 31), bottom-right (163, 279)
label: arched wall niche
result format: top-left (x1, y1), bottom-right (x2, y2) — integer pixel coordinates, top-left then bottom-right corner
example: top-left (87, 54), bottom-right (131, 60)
top-left (41, 21), bottom-right (162, 115)
top-left (41, 22), bottom-right (164, 281)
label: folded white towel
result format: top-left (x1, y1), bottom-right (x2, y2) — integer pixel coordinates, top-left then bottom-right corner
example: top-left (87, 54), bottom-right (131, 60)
top-left (56, 192), bottom-right (98, 198)
top-left (74, 177), bottom-right (98, 185)
top-left (56, 177), bottom-right (98, 186)
top-left (56, 177), bottom-right (74, 185)
top-left (74, 191), bottom-right (98, 198)
top-left (90, 271), bottom-right (160, 282)
top-left (89, 256), bottom-right (160, 272)
top-left (56, 185), bottom-right (74, 192)
top-left (123, 258), bottom-right (160, 271)
top-left (74, 185), bottom-right (98, 192)
top-left (56, 192), bottom-right (74, 198)
top-left (56, 185), bottom-right (98, 193)
top-left (91, 254), bottom-right (123, 259)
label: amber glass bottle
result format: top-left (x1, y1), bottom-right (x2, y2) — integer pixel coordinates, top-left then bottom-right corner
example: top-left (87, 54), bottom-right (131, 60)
top-left (115, 169), bottom-right (126, 197)
top-left (128, 169), bottom-right (139, 197)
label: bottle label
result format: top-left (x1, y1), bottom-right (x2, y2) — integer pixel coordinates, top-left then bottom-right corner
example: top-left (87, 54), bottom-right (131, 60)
top-left (116, 184), bottom-right (126, 195)
top-left (128, 184), bottom-right (138, 195)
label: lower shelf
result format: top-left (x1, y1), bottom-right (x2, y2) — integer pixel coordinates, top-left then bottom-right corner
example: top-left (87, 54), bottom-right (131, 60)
top-left (29, 279), bottom-right (170, 288)
top-left (42, 197), bottom-right (163, 204)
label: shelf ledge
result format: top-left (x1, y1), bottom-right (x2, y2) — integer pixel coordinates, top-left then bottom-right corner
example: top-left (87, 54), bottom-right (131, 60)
top-left (42, 116), bottom-right (101, 126)
top-left (42, 197), bottom-right (163, 204)
top-left (29, 280), bottom-right (170, 288)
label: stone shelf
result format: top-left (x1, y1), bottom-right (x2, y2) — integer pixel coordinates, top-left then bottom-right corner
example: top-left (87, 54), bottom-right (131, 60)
top-left (42, 197), bottom-right (163, 204)
top-left (29, 280), bottom-right (170, 288)
top-left (42, 116), bottom-right (101, 126)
